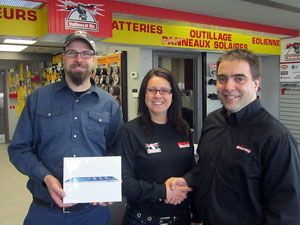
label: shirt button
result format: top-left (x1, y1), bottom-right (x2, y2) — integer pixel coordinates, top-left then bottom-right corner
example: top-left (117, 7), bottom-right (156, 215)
top-left (74, 116), bottom-right (78, 120)
top-left (73, 154), bottom-right (76, 157)
top-left (48, 113), bottom-right (51, 116)
top-left (75, 100), bottom-right (79, 103)
top-left (73, 134), bottom-right (77, 138)
top-left (99, 118), bottom-right (102, 122)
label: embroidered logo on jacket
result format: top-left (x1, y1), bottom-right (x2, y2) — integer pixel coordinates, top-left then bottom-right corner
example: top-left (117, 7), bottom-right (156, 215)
top-left (177, 141), bottom-right (190, 149)
top-left (145, 142), bottom-right (161, 154)
top-left (236, 145), bottom-right (253, 154)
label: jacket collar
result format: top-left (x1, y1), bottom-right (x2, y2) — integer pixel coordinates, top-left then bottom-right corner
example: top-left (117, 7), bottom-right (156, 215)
top-left (221, 98), bottom-right (262, 125)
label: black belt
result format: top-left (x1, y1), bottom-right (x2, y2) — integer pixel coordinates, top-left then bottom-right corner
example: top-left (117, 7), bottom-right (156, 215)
top-left (126, 205), bottom-right (190, 224)
top-left (33, 197), bottom-right (92, 213)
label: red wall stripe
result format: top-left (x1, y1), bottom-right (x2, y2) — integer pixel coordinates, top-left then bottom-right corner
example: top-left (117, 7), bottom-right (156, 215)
top-left (112, 1), bottom-right (298, 37)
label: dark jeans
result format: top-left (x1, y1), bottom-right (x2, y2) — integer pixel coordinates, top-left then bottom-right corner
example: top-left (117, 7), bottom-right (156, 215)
top-left (122, 206), bottom-right (191, 225)
top-left (24, 201), bottom-right (111, 225)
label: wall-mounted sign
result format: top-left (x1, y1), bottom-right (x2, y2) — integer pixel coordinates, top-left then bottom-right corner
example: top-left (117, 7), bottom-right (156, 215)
top-left (0, 5), bottom-right (48, 37)
top-left (48, 0), bottom-right (112, 37)
top-left (103, 18), bottom-right (281, 55)
top-left (280, 37), bottom-right (300, 82)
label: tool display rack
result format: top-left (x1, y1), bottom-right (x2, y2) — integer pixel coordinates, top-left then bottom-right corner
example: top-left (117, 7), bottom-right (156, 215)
top-left (96, 51), bottom-right (128, 122)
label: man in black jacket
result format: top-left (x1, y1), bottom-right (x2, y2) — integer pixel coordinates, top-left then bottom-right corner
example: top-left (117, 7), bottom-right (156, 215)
top-left (168, 49), bottom-right (300, 225)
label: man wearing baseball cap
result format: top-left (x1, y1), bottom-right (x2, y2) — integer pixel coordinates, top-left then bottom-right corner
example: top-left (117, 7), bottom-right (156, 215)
top-left (8, 30), bottom-right (123, 225)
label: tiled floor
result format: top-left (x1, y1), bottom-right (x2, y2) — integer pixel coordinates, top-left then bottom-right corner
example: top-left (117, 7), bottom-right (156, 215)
top-left (0, 143), bottom-right (31, 225)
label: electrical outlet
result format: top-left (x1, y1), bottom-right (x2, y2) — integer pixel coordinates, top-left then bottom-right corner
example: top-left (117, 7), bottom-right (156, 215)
top-left (131, 72), bottom-right (139, 79)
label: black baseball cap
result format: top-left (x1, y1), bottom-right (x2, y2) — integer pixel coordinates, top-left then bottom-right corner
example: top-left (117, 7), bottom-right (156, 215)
top-left (63, 30), bottom-right (96, 52)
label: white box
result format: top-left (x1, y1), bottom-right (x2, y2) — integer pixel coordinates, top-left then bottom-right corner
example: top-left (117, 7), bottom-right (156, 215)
top-left (63, 156), bottom-right (121, 204)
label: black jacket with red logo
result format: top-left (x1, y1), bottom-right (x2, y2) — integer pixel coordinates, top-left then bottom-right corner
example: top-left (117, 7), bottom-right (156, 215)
top-left (184, 98), bottom-right (300, 225)
top-left (116, 117), bottom-right (196, 218)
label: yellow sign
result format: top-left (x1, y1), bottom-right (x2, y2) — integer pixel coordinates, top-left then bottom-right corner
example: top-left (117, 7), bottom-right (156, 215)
top-left (104, 18), bottom-right (281, 55)
top-left (0, 4), bottom-right (48, 37)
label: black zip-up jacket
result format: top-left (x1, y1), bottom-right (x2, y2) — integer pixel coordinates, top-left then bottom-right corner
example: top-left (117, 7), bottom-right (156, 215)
top-left (184, 99), bottom-right (300, 225)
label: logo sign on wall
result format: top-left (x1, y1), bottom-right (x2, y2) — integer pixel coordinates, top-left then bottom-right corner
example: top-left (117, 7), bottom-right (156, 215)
top-left (280, 37), bottom-right (300, 82)
top-left (283, 41), bottom-right (300, 61)
top-left (48, 0), bottom-right (112, 37)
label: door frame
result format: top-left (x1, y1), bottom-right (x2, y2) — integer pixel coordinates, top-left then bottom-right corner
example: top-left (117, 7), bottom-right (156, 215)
top-left (153, 51), bottom-right (203, 142)
top-left (0, 70), bottom-right (9, 143)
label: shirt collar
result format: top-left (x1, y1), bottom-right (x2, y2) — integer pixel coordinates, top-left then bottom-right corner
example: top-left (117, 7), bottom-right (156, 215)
top-left (53, 76), bottom-right (101, 97)
top-left (221, 98), bottom-right (262, 124)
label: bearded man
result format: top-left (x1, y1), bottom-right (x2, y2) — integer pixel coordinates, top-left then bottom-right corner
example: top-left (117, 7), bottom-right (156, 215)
top-left (8, 31), bottom-right (123, 225)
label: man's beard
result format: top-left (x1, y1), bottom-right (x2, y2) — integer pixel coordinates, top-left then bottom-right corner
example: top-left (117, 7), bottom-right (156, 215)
top-left (65, 63), bottom-right (91, 86)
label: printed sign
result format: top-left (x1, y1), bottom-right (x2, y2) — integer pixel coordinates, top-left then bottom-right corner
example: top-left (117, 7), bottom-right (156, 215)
top-left (280, 37), bottom-right (300, 82)
top-left (281, 37), bottom-right (300, 62)
top-left (103, 18), bottom-right (281, 55)
top-left (48, 0), bottom-right (112, 37)
top-left (280, 62), bottom-right (300, 82)
top-left (0, 5), bottom-right (48, 37)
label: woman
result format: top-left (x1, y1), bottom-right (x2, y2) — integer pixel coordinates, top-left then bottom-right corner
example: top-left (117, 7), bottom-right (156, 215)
top-left (116, 68), bottom-right (198, 225)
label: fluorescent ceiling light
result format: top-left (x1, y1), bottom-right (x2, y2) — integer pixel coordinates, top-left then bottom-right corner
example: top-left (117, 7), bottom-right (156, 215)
top-left (0, 45), bottom-right (28, 52)
top-left (0, 0), bottom-right (43, 9)
top-left (4, 39), bottom-right (36, 45)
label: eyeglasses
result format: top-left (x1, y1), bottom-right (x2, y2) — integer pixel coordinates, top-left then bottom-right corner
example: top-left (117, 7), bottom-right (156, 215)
top-left (64, 50), bottom-right (95, 59)
top-left (146, 87), bottom-right (172, 95)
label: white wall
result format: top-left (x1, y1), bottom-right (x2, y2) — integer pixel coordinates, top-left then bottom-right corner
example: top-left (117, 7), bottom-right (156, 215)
top-left (97, 45), bottom-right (154, 121)
top-left (260, 55), bottom-right (280, 119)
top-left (139, 48), bottom-right (153, 79)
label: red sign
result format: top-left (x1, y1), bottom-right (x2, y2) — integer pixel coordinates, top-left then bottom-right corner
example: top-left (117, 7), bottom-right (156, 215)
top-left (48, 0), bottom-right (112, 37)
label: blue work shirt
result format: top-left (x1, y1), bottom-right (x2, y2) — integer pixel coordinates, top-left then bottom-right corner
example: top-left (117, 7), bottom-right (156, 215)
top-left (8, 77), bottom-right (123, 203)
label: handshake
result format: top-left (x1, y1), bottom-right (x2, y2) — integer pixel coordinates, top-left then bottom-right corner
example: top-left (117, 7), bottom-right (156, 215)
top-left (164, 177), bottom-right (192, 205)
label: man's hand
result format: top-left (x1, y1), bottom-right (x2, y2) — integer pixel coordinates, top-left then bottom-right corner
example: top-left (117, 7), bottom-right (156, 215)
top-left (164, 177), bottom-right (192, 205)
top-left (169, 177), bottom-right (188, 189)
top-left (43, 175), bottom-right (73, 208)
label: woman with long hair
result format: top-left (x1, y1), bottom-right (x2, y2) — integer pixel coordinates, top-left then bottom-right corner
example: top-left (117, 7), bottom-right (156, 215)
top-left (116, 68), bottom-right (199, 225)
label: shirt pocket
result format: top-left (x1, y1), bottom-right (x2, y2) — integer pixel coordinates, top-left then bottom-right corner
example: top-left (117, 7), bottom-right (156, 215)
top-left (36, 107), bottom-right (65, 135)
top-left (87, 111), bottom-right (110, 142)
top-left (227, 146), bottom-right (259, 178)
